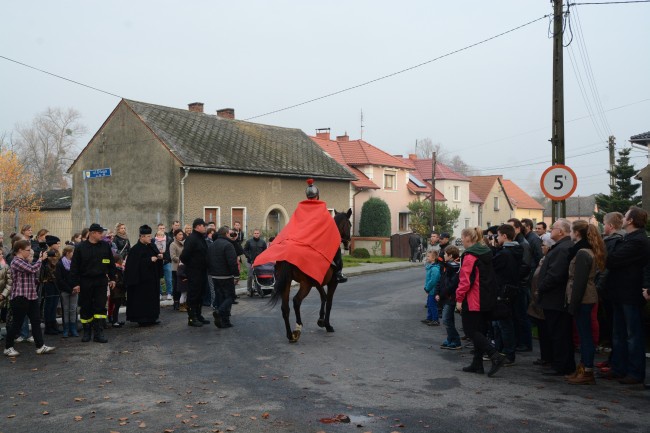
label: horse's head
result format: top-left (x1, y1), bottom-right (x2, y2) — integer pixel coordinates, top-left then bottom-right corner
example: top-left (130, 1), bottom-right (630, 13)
top-left (333, 208), bottom-right (352, 250)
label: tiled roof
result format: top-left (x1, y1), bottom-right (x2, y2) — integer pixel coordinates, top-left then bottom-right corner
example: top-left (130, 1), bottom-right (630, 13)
top-left (543, 194), bottom-right (597, 217)
top-left (469, 191), bottom-right (484, 204)
top-left (501, 180), bottom-right (544, 210)
top-left (630, 131), bottom-right (650, 143)
top-left (469, 175), bottom-right (502, 203)
top-left (117, 100), bottom-right (354, 180)
top-left (348, 166), bottom-right (380, 189)
top-left (326, 139), bottom-right (412, 169)
top-left (403, 158), bottom-right (470, 182)
top-left (39, 188), bottom-right (72, 210)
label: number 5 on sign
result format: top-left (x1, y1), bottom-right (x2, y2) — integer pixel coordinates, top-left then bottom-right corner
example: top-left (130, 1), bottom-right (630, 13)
top-left (540, 164), bottom-right (578, 201)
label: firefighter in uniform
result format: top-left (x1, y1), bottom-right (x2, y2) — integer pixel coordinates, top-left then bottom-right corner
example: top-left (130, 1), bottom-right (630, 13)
top-left (70, 223), bottom-right (116, 343)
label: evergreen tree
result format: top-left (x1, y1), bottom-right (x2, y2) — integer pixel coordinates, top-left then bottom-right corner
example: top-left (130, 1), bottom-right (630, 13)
top-left (359, 197), bottom-right (391, 237)
top-left (595, 148), bottom-right (641, 223)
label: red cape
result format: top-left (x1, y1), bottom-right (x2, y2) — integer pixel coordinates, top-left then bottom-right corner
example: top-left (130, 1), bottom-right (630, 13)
top-left (253, 200), bottom-right (341, 284)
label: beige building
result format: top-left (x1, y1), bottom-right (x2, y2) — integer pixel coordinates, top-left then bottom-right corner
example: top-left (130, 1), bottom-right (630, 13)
top-left (68, 100), bottom-right (354, 237)
top-left (501, 180), bottom-right (544, 224)
top-left (469, 175), bottom-right (513, 228)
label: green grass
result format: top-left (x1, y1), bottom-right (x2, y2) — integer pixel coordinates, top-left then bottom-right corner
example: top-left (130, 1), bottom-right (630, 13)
top-left (343, 256), bottom-right (408, 267)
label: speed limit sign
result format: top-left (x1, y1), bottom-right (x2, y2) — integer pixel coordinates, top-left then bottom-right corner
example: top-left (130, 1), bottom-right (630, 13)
top-left (540, 164), bottom-right (578, 201)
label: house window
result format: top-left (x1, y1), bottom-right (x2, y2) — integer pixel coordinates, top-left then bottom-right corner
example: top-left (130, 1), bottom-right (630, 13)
top-left (399, 212), bottom-right (410, 232)
top-left (454, 186), bottom-right (461, 202)
top-left (465, 218), bottom-right (470, 229)
top-left (493, 197), bottom-right (500, 211)
top-left (203, 207), bottom-right (220, 227)
top-left (384, 172), bottom-right (396, 190)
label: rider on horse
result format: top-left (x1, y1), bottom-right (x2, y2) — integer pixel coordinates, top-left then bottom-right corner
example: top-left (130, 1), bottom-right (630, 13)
top-left (305, 179), bottom-right (347, 283)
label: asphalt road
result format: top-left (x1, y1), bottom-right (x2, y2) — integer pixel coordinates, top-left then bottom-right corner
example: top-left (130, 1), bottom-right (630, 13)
top-left (1, 269), bottom-right (648, 433)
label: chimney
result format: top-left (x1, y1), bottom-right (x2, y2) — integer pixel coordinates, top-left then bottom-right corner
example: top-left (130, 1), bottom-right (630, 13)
top-left (188, 102), bottom-right (204, 113)
top-left (216, 108), bottom-right (235, 119)
top-left (336, 132), bottom-right (349, 142)
top-left (408, 153), bottom-right (418, 160)
top-left (315, 128), bottom-right (330, 140)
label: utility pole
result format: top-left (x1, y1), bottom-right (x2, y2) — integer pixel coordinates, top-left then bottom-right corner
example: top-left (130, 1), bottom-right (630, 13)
top-left (608, 135), bottom-right (616, 190)
top-left (551, 0), bottom-right (566, 222)
top-left (431, 152), bottom-right (437, 231)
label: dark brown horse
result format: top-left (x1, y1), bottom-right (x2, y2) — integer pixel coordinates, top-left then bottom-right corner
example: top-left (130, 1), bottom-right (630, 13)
top-left (270, 209), bottom-right (352, 343)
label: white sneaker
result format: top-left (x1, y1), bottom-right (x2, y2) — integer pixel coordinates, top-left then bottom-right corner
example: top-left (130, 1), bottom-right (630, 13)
top-left (36, 345), bottom-right (55, 355)
top-left (27, 336), bottom-right (34, 343)
top-left (14, 336), bottom-right (25, 343)
top-left (166, 294), bottom-right (173, 300)
top-left (4, 347), bottom-right (20, 357)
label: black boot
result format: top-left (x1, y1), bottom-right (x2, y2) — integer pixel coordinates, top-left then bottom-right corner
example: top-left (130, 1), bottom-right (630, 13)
top-left (462, 352), bottom-right (485, 374)
top-left (81, 323), bottom-right (92, 342)
top-left (44, 322), bottom-right (58, 335)
top-left (173, 301), bottom-right (180, 311)
top-left (487, 352), bottom-right (506, 377)
top-left (93, 320), bottom-right (108, 343)
top-left (196, 305), bottom-right (210, 324)
top-left (213, 310), bottom-right (223, 328)
top-left (221, 315), bottom-right (233, 328)
top-left (187, 305), bottom-right (203, 327)
top-left (336, 270), bottom-right (348, 283)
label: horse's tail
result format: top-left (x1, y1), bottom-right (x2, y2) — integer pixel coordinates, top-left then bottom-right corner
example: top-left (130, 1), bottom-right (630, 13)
top-left (269, 261), bottom-right (291, 307)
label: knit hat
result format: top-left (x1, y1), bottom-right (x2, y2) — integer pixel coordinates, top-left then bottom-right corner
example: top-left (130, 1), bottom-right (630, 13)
top-left (139, 225), bottom-right (152, 235)
top-left (45, 235), bottom-right (60, 246)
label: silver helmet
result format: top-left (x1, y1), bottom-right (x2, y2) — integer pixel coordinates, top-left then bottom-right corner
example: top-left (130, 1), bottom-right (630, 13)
top-left (305, 178), bottom-right (319, 199)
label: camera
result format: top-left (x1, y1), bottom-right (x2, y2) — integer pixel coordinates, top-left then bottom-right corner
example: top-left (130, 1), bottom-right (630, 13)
top-left (228, 230), bottom-right (238, 239)
top-left (47, 250), bottom-right (57, 257)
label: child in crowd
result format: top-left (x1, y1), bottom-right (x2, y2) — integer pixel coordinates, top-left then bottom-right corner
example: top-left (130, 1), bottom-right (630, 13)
top-left (436, 246), bottom-right (462, 349)
top-left (109, 255), bottom-right (126, 328)
top-left (177, 261), bottom-right (188, 312)
top-left (56, 245), bottom-right (78, 337)
top-left (422, 250), bottom-right (441, 326)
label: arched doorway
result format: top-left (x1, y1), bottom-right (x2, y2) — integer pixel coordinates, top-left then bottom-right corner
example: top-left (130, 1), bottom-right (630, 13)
top-left (264, 205), bottom-right (289, 236)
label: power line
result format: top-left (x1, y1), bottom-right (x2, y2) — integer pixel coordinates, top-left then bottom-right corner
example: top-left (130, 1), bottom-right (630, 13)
top-left (570, 1), bottom-right (650, 5)
top-left (243, 14), bottom-right (551, 120)
top-left (0, 55), bottom-right (123, 99)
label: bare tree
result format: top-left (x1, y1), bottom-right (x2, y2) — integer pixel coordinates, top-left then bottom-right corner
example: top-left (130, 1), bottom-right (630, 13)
top-left (415, 138), bottom-right (449, 163)
top-left (14, 107), bottom-right (86, 192)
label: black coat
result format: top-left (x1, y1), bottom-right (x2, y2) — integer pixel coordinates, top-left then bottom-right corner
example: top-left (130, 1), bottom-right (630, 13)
top-left (537, 236), bottom-right (574, 311)
top-left (179, 230), bottom-right (208, 272)
top-left (207, 235), bottom-right (239, 277)
top-left (124, 241), bottom-right (163, 323)
top-left (55, 260), bottom-right (74, 294)
top-left (243, 237), bottom-right (267, 264)
top-left (605, 228), bottom-right (650, 306)
top-left (492, 243), bottom-right (521, 288)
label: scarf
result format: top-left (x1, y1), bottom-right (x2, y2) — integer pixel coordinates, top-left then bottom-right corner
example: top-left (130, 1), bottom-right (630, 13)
top-left (155, 234), bottom-right (167, 253)
top-left (61, 256), bottom-right (71, 271)
top-left (567, 238), bottom-right (590, 264)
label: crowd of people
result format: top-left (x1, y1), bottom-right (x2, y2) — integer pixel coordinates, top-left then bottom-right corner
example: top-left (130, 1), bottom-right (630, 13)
top-left (421, 208), bottom-right (650, 387)
top-left (0, 217), bottom-right (268, 358)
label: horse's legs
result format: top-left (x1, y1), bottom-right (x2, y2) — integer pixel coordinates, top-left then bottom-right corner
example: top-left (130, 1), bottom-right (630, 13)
top-left (290, 284), bottom-right (311, 342)
top-left (315, 285), bottom-right (327, 328)
top-left (280, 283), bottom-right (293, 341)
top-left (324, 281), bottom-right (338, 332)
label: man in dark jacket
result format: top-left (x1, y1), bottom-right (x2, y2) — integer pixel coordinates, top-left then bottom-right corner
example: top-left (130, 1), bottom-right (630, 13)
top-left (408, 230), bottom-right (421, 262)
top-left (537, 218), bottom-right (575, 375)
top-left (208, 226), bottom-right (240, 328)
top-left (605, 206), bottom-right (650, 385)
top-left (179, 218), bottom-right (209, 327)
top-left (492, 224), bottom-right (523, 365)
top-left (507, 218), bottom-right (534, 353)
top-left (244, 229), bottom-right (267, 295)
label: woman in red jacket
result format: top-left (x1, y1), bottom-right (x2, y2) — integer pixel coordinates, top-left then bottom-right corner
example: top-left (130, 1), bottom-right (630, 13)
top-left (456, 227), bottom-right (505, 377)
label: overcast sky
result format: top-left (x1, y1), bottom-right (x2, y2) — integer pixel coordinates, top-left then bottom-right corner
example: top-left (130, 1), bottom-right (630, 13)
top-left (2, 1), bottom-right (649, 197)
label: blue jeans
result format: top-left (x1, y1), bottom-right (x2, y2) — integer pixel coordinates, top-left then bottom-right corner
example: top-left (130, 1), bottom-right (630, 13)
top-left (514, 285), bottom-right (532, 349)
top-left (160, 263), bottom-right (173, 296)
top-left (575, 303), bottom-right (596, 368)
top-left (611, 302), bottom-right (646, 381)
top-left (493, 317), bottom-right (516, 360)
top-left (426, 294), bottom-right (438, 321)
top-left (20, 316), bottom-right (29, 338)
top-left (441, 304), bottom-right (460, 344)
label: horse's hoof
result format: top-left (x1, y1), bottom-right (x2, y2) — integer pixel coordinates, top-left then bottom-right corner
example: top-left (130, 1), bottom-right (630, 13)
top-left (291, 330), bottom-right (301, 341)
top-left (326, 326), bottom-right (335, 333)
top-left (289, 338), bottom-right (298, 343)
top-left (317, 319), bottom-right (326, 328)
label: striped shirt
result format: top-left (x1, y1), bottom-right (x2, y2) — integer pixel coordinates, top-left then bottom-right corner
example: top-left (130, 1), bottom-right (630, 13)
top-left (10, 256), bottom-right (42, 300)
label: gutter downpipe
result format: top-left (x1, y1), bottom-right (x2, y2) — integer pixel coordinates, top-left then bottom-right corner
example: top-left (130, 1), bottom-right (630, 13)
top-left (180, 167), bottom-right (190, 227)
top-left (351, 188), bottom-right (364, 237)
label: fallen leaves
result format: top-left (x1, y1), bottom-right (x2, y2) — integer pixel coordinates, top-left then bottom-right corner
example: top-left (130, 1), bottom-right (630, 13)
top-left (42, 411), bottom-right (50, 415)
top-left (138, 422), bottom-right (146, 428)
top-left (74, 397), bottom-right (85, 402)
top-left (74, 416), bottom-right (83, 421)
top-left (40, 401), bottom-right (49, 405)
top-left (7, 414), bottom-right (16, 418)
top-left (261, 412), bottom-right (270, 419)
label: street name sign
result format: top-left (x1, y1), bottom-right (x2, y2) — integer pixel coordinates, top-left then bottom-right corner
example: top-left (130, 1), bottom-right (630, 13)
top-left (84, 168), bottom-right (112, 179)
top-left (540, 164), bottom-right (578, 201)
